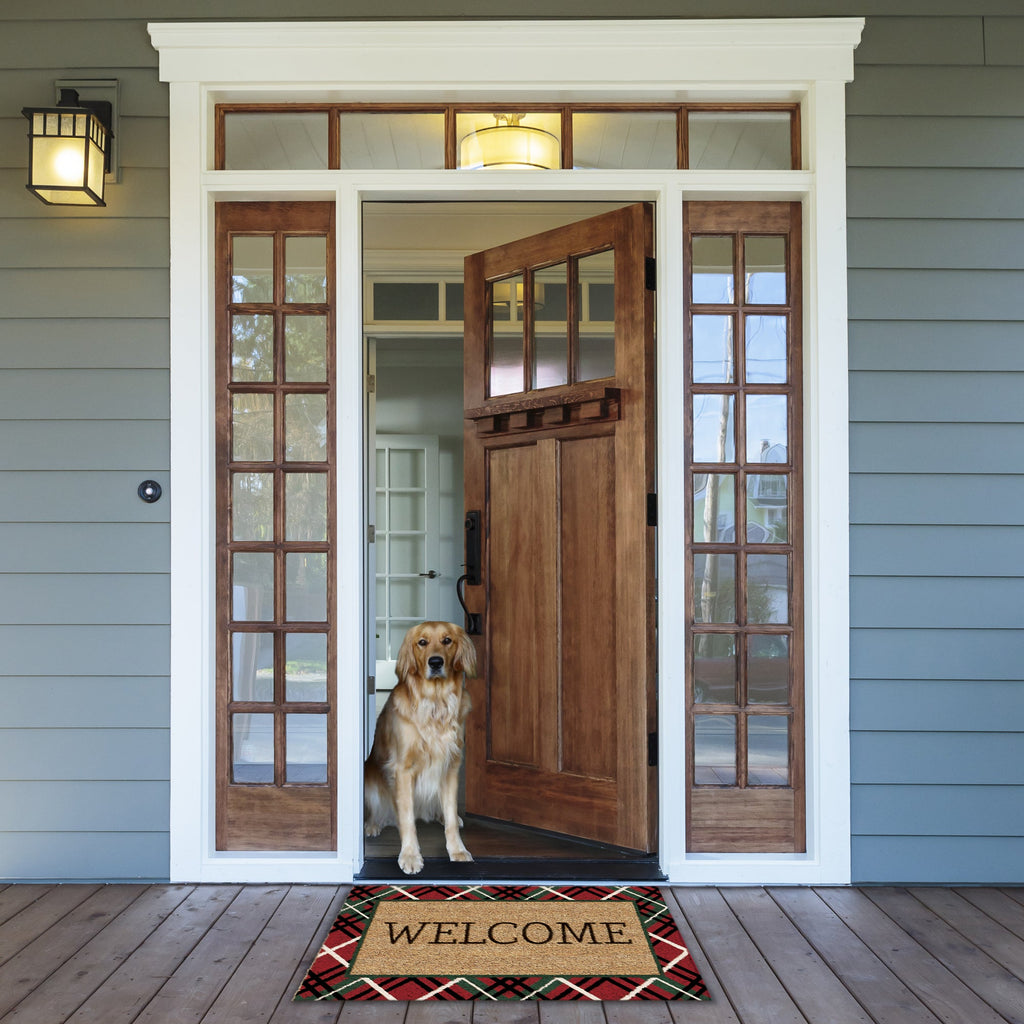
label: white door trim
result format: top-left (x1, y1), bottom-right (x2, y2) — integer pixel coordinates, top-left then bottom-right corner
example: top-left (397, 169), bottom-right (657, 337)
top-left (151, 18), bottom-right (861, 885)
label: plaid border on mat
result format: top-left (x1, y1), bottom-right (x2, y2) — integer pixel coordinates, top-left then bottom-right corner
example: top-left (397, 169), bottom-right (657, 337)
top-left (295, 884), bottom-right (709, 1002)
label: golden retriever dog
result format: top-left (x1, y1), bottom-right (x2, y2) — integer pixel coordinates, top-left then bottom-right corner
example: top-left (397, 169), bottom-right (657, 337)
top-left (364, 621), bottom-right (477, 875)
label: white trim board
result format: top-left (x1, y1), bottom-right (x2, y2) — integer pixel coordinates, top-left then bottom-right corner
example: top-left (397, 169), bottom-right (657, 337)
top-left (151, 18), bottom-right (861, 886)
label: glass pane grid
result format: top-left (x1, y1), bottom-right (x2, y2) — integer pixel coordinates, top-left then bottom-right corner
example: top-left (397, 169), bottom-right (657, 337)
top-left (686, 213), bottom-right (799, 793)
top-left (221, 214), bottom-right (334, 797)
top-left (219, 104), bottom-right (798, 171)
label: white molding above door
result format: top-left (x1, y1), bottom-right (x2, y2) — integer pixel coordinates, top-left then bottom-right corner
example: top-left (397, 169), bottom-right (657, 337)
top-left (151, 16), bottom-right (861, 885)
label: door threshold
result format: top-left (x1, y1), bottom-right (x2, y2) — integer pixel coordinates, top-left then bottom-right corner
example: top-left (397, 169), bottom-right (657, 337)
top-left (356, 856), bottom-right (665, 883)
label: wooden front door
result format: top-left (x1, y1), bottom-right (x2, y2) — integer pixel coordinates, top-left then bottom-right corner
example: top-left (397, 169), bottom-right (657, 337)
top-left (461, 204), bottom-right (656, 852)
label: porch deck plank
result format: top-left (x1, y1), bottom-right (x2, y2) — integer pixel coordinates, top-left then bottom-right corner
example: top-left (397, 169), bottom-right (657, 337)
top-left (1, 885), bottom-right (1024, 1023)
top-left (203, 885), bottom-right (344, 1024)
top-left (63, 885), bottom-right (241, 1024)
top-left (719, 888), bottom-right (874, 1024)
top-left (0, 885), bottom-right (145, 1021)
top-left (661, 889), bottom-right (740, 1023)
top-left (0, 885), bottom-right (52, 930)
top-left (815, 885), bottom-right (1009, 1024)
top-left (0, 884), bottom-right (102, 968)
top-left (670, 888), bottom-right (807, 1024)
top-left (0, 885), bottom-right (192, 1024)
top-left (770, 887), bottom-right (944, 1024)
top-left (864, 886), bottom-right (1024, 1024)
top-left (131, 885), bottom-right (289, 1024)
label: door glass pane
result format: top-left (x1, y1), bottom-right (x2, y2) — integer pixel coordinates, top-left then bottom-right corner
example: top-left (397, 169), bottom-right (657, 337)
top-left (694, 715), bottom-right (736, 785)
top-left (688, 111), bottom-right (792, 170)
top-left (692, 315), bottom-right (734, 383)
top-left (490, 273), bottom-right (524, 396)
top-left (748, 635), bottom-right (789, 705)
top-left (748, 716), bottom-right (789, 785)
top-left (747, 474), bottom-right (788, 543)
top-left (578, 250), bottom-right (615, 381)
top-left (745, 315), bottom-right (787, 383)
top-left (389, 579), bottom-right (425, 619)
top-left (286, 552), bottom-right (328, 622)
top-left (232, 472), bottom-right (274, 541)
top-left (691, 235), bottom-right (733, 304)
top-left (339, 112), bottom-right (445, 169)
top-left (232, 314), bottom-right (274, 381)
top-left (231, 236), bottom-right (274, 302)
top-left (286, 714), bottom-right (328, 783)
top-left (285, 472), bottom-right (327, 542)
top-left (693, 395), bottom-right (735, 463)
top-left (534, 263), bottom-right (568, 389)
top-left (284, 315), bottom-right (327, 382)
top-left (693, 473), bottom-right (735, 542)
top-left (224, 112), bottom-right (328, 170)
top-left (232, 552), bottom-right (274, 621)
top-left (389, 448), bottom-right (424, 488)
top-left (693, 634), bottom-right (736, 705)
top-left (232, 394), bottom-right (274, 462)
top-left (232, 632), bottom-right (274, 702)
top-left (232, 713), bottom-right (274, 783)
top-left (747, 554), bottom-right (789, 624)
top-left (373, 282), bottom-right (439, 321)
top-left (284, 236), bottom-right (327, 303)
top-left (390, 535), bottom-right (425, 575)
top-left (285, 394), bottom-right (328, 461)
top-left (286, 633), bottom-right (328, 702)
top-left (572, 111), bottom-right (678, 169)
top-left (746, 395), bottom-right (788, 464)
top-left (389, 492), bottom-right (424, 532)
top-left (745, 236), bottom-right (787, 304)
top-left (693, 554), bottom-right (735, 624)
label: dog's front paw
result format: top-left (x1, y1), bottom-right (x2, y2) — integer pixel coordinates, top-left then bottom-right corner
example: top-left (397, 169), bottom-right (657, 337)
top-left (449, 848), bottom-right (473, 863)
top-left (398, 849), bottom-right (424, 875)
top-left (364, 822), bottom-right (382, 837)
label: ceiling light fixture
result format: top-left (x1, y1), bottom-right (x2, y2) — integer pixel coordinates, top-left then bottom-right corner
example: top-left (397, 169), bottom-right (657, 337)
top-left (460, 113), bottom-right (559, 170)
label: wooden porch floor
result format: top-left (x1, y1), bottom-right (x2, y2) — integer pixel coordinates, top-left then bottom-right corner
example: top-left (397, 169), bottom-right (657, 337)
top-left (1, 883), bottom-right (1023, 1023)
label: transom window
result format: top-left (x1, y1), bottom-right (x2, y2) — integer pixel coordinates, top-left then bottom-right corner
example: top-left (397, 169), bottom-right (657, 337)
top-left (216, 103), bottom-right (799, 171)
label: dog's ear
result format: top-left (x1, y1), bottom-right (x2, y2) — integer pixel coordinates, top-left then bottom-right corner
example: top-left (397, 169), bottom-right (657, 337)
top-left (395, 627), bottom-right (419, 682)
top-left (450, 624), bottom-right (477, 678)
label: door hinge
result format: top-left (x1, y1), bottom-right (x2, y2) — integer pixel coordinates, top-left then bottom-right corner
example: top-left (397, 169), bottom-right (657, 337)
top-left (647, 492), bottom-right (657, 527)
top-left (367, 675), bottom-right (375, 696)
top-left (645, 256), bottom-right (657, 291)
top-left (367, 524), bottom-right (376, 543)
top-left (648, 731), bottom-right (658, 767)
top-left (367, 373), bottom-right (376, 394)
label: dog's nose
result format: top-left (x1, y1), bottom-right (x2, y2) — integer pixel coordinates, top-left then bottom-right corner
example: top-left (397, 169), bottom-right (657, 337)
top-left (428, 655), bottom-right (444, 672)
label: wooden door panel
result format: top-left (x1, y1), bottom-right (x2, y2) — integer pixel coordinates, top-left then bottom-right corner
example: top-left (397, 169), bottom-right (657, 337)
top-left (486, 441), bottom-right (558, 771)
top-left (560, 433), bottom-right (617, 781)
top-left (463, 203), bottom-right (656, 853)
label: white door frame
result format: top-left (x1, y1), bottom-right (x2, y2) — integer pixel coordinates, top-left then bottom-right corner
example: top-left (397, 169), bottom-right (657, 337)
top-left (150, 17), bottom-right (862, 885)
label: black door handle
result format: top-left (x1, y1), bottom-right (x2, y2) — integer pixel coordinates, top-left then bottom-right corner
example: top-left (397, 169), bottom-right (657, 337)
top-left (458, 510), bottom-right (483, 635)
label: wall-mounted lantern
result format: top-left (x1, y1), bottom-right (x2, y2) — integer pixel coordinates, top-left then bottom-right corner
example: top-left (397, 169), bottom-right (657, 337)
top-left (22, 87), bottom-right (115, 206)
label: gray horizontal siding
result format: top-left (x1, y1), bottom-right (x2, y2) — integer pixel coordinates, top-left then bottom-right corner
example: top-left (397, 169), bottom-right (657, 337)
top-left (0, 833), bottom-right (168, 882)
top-left (852, 475), bottom-right (1024, 525)
top-left (852, 679), bottom-right (1024, 732)
top-left (0, 9), bottom-right (171, 882)
top-left (0, 575), bottom-right (169, 624)
top-left (848, 12), bottom-right (1024, 884)
top-left (853, 837), bottom-right (1024, 885)
top-left (0, 525), bottom-right (169, 572)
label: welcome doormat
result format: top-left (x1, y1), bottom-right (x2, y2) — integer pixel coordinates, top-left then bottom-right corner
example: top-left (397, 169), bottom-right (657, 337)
top-left (295, 883), bottom-right (709, 1002)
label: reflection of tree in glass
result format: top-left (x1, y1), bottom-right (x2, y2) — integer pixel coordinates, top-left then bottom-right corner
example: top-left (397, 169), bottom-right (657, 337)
top-left (286, 473), bottom-right (328, 541)
top-left (231, 314), bottom-right (274, 381)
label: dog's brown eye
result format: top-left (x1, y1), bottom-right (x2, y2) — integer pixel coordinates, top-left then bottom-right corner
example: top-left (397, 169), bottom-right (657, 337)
top-left (442, 637), bottom-right (452, 645)
top-left (417, 638), bottom-right (428, 647)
